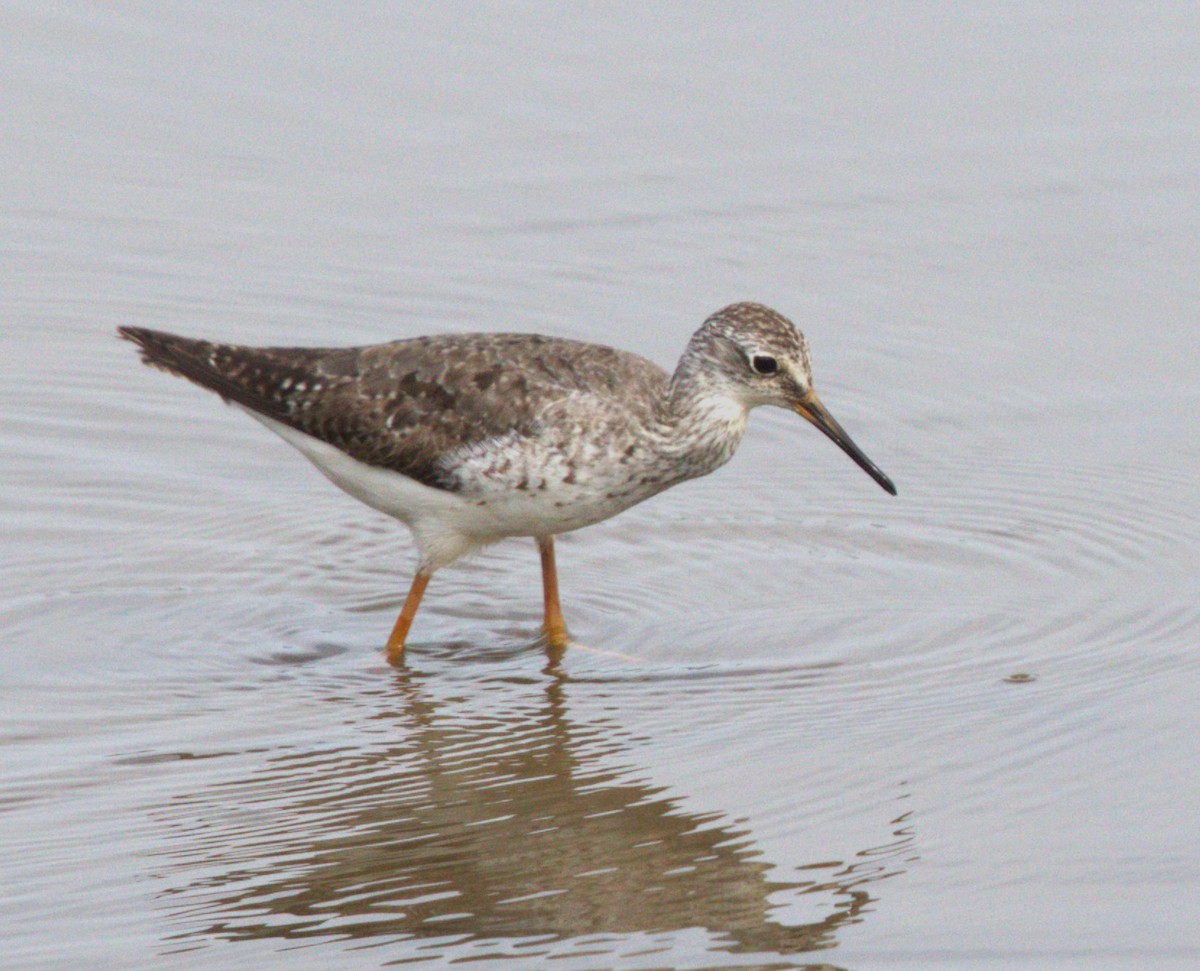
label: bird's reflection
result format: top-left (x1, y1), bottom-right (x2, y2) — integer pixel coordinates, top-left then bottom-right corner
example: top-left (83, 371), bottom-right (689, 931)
top-left (154, 657), bottom-right (914, 966)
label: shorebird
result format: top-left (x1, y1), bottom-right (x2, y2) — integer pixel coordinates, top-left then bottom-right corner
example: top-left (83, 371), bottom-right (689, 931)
top-left (119, 302), bottom-right (896, 661)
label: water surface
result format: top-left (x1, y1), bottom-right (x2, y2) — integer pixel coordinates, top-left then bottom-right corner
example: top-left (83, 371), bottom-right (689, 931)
top-left (3, 3), bottom-right (1198, 969)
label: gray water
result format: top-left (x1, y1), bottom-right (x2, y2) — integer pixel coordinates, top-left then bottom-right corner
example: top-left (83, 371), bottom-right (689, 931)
top-left (3, 3), bottom-right (1198, 969)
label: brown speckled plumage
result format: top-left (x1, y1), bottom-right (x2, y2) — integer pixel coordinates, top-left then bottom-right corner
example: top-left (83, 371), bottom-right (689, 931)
top-left (118, 327), bottom-right (669, 494)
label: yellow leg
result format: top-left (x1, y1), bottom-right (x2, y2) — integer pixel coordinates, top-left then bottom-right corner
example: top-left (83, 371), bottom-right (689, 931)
top-left (537, 535), bottom-right (569, 650)
top-left (386, 569), bottom-right (431, 664)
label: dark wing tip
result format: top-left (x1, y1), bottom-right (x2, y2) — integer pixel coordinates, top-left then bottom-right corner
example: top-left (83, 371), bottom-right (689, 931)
top-left (118, 325), bottom-right (171, 363)
top-left (117, 325), bottom-right (242, 406)
top-left (116, 325), bottom-right (159, 346)
top-left (116, 325), bottom-right (149, 353)
top-left (115, 326), bottom-right (305, 428)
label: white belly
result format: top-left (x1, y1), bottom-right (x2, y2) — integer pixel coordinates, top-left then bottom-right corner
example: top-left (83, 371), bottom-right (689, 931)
top-left (241, 409), bottom-right (652, 568)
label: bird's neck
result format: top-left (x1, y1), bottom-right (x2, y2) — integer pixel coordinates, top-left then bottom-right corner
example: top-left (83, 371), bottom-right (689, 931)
top-left (658, 356), bottom-right (750, 482)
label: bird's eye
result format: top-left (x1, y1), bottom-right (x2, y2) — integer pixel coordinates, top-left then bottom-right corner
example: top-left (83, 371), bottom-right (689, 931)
top-left (751, 355), bottom-right (778, 375)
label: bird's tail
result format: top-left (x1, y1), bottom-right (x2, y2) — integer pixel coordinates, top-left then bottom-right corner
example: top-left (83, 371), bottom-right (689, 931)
top-left (116, 326), bottom-right (290, 422)
top-left (118, 326), bottom-right (205, 379)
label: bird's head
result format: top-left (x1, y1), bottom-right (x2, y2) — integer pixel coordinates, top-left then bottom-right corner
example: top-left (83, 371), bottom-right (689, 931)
top-left (688, 302), bottom-right (897, 496)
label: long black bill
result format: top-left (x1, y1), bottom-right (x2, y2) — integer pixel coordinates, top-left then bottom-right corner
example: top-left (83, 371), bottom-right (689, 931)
top-left (795, 393), bottom-right (897, 496)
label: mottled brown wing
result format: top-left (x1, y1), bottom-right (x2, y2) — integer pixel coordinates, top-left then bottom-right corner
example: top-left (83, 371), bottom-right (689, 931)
top-left (118, 326), bottom-right (666, 491)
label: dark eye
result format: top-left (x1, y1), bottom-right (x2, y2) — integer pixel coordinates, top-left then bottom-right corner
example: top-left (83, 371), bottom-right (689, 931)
top-left (751, 355), bottom-right (778, 375)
